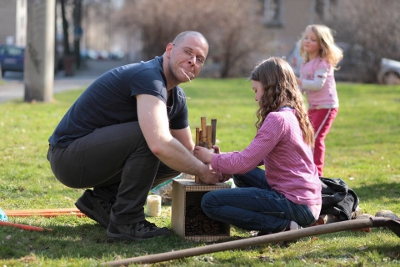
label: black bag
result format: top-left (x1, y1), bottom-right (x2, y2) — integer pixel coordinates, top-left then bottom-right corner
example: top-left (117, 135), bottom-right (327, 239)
top-left (320, 177), bottom-right (359, 221)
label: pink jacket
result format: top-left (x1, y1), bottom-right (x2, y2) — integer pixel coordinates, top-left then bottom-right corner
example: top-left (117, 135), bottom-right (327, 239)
top-left (300, 57), bottom-right (339, 109)
top-left (211, 110), bottom-right (322, 206)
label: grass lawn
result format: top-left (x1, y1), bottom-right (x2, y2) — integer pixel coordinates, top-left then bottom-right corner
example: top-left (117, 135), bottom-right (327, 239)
top-left (0, 79), bottom-right (399, 266)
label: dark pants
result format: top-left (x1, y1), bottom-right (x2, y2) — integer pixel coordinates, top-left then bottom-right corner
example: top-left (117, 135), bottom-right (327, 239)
top-left (47, 121), bottom-right (180, 225)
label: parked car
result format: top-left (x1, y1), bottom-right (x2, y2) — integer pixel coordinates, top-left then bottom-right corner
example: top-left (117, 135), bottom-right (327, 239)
top-left (286, 42), bottom-right (400, 84)
top-left (0, 44), bottom-right (25, 76)
top-left (378, 58), bottom-right (400, 85)
top-left (0, 44), bottom-right (65, 77)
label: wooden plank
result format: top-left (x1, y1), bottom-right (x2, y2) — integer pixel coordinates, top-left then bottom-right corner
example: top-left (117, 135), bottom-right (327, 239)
top-left (4, 208), bottom-right (85, 217)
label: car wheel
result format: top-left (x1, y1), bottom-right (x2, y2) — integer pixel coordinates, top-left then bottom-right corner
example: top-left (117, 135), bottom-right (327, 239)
top-left (383, 72), bottom-right (400, 85)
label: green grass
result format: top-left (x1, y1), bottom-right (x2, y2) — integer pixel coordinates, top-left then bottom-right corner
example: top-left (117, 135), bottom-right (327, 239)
top-left (0, 79), bottom-right (399, 266)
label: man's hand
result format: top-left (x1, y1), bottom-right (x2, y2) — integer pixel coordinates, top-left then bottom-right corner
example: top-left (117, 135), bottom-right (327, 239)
top-left (198, 164), bottom-right (224, 184)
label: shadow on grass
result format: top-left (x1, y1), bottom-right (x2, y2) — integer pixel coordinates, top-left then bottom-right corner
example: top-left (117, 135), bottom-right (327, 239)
top-left (0, 223), bottom-right (170, 259)
top-left (2, 222), bottom-right (400, 265)
top-left (351, 182), bottom-right (400, 208)
top-left (296, 245), bottom-right (400, 265)
top-left (0, 222), bottom-right (241, 262)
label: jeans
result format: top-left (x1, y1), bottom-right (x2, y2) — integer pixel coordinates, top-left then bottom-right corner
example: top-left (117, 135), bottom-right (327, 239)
top-left (201, 167), bottom-right (316, 233)
top-left (47, 121), bottom-right (180, 225)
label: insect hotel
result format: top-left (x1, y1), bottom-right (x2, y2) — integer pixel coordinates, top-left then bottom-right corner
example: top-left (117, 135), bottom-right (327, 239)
top-left (171, 117), bottom-right (231, 242)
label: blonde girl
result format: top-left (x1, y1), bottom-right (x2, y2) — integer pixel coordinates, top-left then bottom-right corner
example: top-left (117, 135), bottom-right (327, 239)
top-left (296, 24), bottom-right (343, 177)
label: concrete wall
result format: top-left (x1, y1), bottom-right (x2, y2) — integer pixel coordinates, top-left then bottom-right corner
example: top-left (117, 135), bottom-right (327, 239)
top-left (266, 0), bottom-right (317, 57)
top-left (0, 0), bottom-right (27, 46)
top-left (0, 0), bottom-right (17, 44)
top-left (15, 0), bottom-right (27, 46)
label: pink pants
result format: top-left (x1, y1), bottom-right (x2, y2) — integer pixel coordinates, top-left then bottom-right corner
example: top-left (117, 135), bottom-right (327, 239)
top-left (308, 108), bottom-right (338, 176)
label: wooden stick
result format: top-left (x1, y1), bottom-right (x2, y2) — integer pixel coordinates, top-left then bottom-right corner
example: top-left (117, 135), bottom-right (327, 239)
top-left (211, 119), bottom-right (217, 146)
top-left (195, 127), bottom-right (200, 146)
top-left (206, 125), bottom-right (212, 149)
top-left (195, 127), bottom-right (201, 183)
top-left (5, 208), bottom-right (85, 217)
top-left (6, 212), bottom-right (85, 217)
top-left (196, 118), bottom-right (208, 184)
top-left (101, 217), bottom-right (399, 266)
top-left (201, 117), bottom-right (207, 143)
top-left (0, 221), bottom-right (53, 232)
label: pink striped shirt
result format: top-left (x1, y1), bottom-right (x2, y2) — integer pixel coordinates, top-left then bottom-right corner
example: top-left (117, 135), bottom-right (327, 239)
top-left (211, 109), bottom-right (322, 206)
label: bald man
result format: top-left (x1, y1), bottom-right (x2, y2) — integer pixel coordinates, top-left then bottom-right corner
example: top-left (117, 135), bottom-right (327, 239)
top-left (47, 31), bottom-right (222, 241)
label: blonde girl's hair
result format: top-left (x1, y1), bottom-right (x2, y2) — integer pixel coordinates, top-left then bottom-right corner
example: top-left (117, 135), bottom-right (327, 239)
top-left (250, 57), bottom-right (314, 147)
top-left (299, 24), bottom-right (343, 68)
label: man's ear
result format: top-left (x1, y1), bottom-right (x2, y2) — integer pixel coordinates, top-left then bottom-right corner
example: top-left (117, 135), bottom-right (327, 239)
top-left (166, 43), bottom-right (174, 57)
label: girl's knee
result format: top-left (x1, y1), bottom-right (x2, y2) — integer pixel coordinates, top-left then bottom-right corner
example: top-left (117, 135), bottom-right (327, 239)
top-left (201, 191), bottom-right (217, 209)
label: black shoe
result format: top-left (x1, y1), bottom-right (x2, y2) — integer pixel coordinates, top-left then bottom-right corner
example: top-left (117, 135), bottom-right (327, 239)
top-left (257, 231), bottom-right (272, 236)
top-left (75, 189), bottom-right (113, 228)
top-left (107, 219), bottom-right (171, 241)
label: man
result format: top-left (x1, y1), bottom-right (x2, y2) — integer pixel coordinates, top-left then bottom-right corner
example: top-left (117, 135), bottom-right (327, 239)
top-left (47, 31), bottom-right (222, 241)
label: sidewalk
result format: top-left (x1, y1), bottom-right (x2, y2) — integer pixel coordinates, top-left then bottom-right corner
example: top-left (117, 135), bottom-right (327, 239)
top-left (0, 59), bottom-right (128, 103)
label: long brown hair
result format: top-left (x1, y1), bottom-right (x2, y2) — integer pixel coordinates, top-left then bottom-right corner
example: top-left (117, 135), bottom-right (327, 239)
top-left (250, 57), bottom-right (314, 147)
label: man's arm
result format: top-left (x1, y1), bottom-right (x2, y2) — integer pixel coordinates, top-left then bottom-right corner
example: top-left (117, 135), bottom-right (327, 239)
top-left (136, 94), bottom-right (221, 184)
top-left (170, 127), bottom-right (194, 151)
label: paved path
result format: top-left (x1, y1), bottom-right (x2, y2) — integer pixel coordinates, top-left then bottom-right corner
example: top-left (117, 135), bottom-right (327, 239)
top-left (0, 59), bottom-right (128, 103)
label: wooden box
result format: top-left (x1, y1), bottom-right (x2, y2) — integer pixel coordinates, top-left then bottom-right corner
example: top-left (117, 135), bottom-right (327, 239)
top-left (171, 179), bottom-right (231, 242)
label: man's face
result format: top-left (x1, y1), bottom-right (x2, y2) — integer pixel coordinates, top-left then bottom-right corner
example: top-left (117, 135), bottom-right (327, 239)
top-left (167, 35), bottom-right (209, 83)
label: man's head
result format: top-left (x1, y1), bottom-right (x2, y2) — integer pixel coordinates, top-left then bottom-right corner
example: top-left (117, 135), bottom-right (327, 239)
top-left (164, 31), bottom-right (209, 87)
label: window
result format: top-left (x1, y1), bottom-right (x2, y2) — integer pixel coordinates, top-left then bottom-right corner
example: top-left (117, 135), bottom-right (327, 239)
top-left (262, 0), bottom-right (283, 27)
top-left (315, 0), bottom-right (325, 21)
top-left (5, 46), bottom-right (24, 56)
top-left (315, 0), bottom-right (340, 21)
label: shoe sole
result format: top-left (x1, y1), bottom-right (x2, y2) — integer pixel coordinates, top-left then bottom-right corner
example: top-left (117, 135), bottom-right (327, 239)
top-left (106, 229), bottom-right (171, 241)
top-left (106, 231), bottom-right (146, 241)
top-left (75, 198), bottom-right (108, 228)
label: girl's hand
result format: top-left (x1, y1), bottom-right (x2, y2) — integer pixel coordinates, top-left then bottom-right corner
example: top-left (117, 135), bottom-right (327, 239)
top-left (194, 146), bottom-right (214, 164)
top-left (212, 145), bottom-right (221, 154)
top-left (296, 77), bottom-right (302, 86)
top-left (221, 173), bottom-right (231, 182)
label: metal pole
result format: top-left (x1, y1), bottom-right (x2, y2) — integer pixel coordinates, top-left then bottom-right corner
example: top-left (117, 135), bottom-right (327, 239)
top-left (24, 0), bottom-right (55, 102)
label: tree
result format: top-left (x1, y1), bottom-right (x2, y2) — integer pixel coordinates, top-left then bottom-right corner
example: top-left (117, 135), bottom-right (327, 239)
top-left (324, 0), bottom-right (400, 83)
top-left (115, 0), bottom-right (271, 78)
top-left (59, 0), bottom-right (76, 76)
top-left (60, 0), bottom-right (72, 55)
top-left (73, 0), bottom-right (83, 68)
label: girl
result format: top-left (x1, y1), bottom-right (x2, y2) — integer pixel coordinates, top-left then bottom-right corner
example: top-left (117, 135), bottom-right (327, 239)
top-left (296, 24), bottom-right (343, 177)
top-left (194, 57), bottom-right (321, 235)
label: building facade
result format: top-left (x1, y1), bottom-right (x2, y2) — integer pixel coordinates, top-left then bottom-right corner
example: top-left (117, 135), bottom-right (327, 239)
top-left (260, 0), bottom-right (341, 56)
top-left (0, 0), bottom-right (342, 61)
top-left (0, 0), bottom-right (27, 46)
